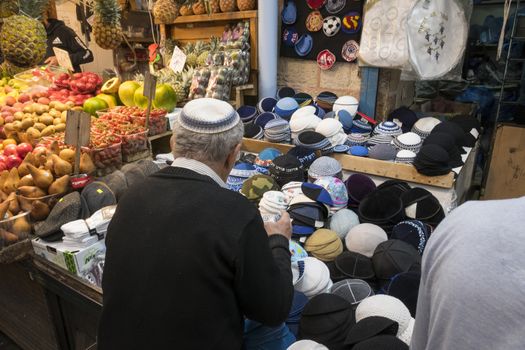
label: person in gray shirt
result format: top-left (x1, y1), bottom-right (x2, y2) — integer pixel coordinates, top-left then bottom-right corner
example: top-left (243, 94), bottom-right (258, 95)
top-left (411, 196), bottom-right (525, 350)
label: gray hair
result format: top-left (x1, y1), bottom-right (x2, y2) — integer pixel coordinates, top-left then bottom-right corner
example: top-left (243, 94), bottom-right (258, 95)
top-left (171, 119), bottom-right (244, 164)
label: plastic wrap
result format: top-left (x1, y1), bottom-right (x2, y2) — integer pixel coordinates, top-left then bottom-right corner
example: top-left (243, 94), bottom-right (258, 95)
top-left (205, 66), bottom-right (233, 101)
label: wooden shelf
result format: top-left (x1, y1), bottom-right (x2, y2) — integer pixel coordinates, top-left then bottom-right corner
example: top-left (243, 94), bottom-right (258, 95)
top-left (149, 130), bottom-right (173, 141)
top-left (155, 10), bottom-right (257, 25)
top-left (241, 139), bottom-right (456, 189)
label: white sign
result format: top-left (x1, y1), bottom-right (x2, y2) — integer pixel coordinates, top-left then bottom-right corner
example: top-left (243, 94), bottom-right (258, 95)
top-left (169, 46), bottom-right (187, 73)
top-left (53, 47), bottom-right (74, 71)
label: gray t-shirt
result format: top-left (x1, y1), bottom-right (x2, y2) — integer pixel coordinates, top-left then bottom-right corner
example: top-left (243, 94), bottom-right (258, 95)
top-left (411, 196), bottom-right (525, 350)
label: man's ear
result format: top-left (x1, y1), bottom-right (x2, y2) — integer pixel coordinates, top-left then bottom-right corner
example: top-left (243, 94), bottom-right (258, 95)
top-left (226, 143), bottom-right (242, 169)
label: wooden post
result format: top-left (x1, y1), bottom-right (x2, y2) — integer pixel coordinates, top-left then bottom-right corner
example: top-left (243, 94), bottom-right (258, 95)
top-left (143, 71), bottom-right (157, 131)
top-left (64, 111), bottom-right (91, 174)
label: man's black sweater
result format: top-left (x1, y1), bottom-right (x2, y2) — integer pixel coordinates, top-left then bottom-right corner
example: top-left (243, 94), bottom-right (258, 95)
top-left (97, 167), bottom-right (294, 349)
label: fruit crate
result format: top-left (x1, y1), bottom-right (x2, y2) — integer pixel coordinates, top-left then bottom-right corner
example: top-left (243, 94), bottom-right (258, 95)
top-left (87, 141), bottom-right (123, 177)
top-left (0, 211), bottom-right (31, 249)
top-left (14, 65), bottom-right (68, 88)
top-left (118, 129), bottom-right (151, 162)
top-left (135, 116), bottom-right (167, 136)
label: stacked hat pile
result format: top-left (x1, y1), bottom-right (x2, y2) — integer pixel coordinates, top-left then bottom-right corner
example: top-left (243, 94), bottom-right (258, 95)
top-left (294, 257), bottom-right (333, 299)
top-left (333, 110), bottom-right (354, 134)
top-left (288, 147), bottom-right (317, 169)
top-left (227, 163), bottom-right (258, 192)
top-left (255, 112), bottom-right (279, 129)
top-left (345, 174), bottom-right (376, 208)
top-left (257, 97), bottom-right (277, 113)
top-left (374, 121), bottom-right (403, 138)
top-left (412, 117), bottom-right (441, 139)
top-left (259, 191), bottom-right (288, 223)
top-left (347, 133), bottom-right (370, 146)
top-left (368, 144), bottom-right (398, 161)
top-left (290, 107), bottom-right (322, 141)
top-left (305, 229), bottom-right (344, 262)
top-left (308, 157), bottom-right (343, 182)
top-left (294, 131), bottom-right (332, 154)
top-left (393, 132), bottom-right (423, 153)
top-left (313, 176), bottom-right (348, 213)
top-left (282, 181), bottom-right (304, 203)
top-left (316, 91), bottom-right (338, 112)
top-left (240, 174), bottom-right (281, 205)
top-left (298, 293), bottom-right (354, 348)
top-left (330, 279), bottom-right (374, 307)
top-left (275, 97), bottom-right (300, 120)
top-left (269, 155), bottom-right (305, 187)
top-left (244, 123), bottom-right (264, 139)
top-left (255, 148), bottom-right (282, 175)
top-left (237, 105), bottom-right (258, 124)
top-left (316, 118), bottom-right (347, 147)
top-left (395, 150), bottom-right (417, 164)
top-left (61, 220), bottom-right (99, 247)
top-left (264, 118), bottom-right (292, 143)
top-left (288, 183), bottom-right (333, 237)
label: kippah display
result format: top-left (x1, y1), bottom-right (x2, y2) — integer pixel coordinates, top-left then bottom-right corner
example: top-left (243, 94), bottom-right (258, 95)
top-left (179, 98), bottom-right (240, 134)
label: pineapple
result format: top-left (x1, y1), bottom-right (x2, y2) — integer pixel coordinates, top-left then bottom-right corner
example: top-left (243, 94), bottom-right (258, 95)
top-left (153, 0), bottom-right (182, 24)
top-left (0, 0), bottom-right (19, 19)
top-left (174, 67), bottom-right (194, 101)
top-left (196, 37), bottom-right (219, 66)
top-left (0, 61), bottom-right (26, 78)
top-left (93, 0), bottom-right (123, 50)
top-left (205, 0), bottom-right (221, 14)
top-left (184, 42), bottom-right (198, 67)
top-left (0, 0), bottom-right (49, 68)
top-left (179, 1), bottom-right (194, 16)
top-left (219, 0), bottom-right (237, 12)
top-left (236, 0), bottom-right (255, 11)
top-left (192, 0), bottom-right (206, 15)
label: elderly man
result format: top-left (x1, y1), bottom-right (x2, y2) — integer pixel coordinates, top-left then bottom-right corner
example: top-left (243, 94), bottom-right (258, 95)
top-left (97, 98), bottom-right (294, 349)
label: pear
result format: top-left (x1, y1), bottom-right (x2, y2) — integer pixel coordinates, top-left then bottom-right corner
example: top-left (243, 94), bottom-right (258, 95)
top-left (0, 190), bottom-right (7, 202)
top-left (48, 175), bottom-right (70, 195)
top-left (17, 186), bottom-right (47, 199)
top-left (0, 229), bottom-right (19, 244)
top-left (27, 164), bottom-right (53, 190)
top-left (0, 199), bottom-right (10, 219)
top-left (18, 153), bottom-right (36, 177)
top-left (0, 170), bottom-right (9, 191)
top-left (44, 159), bottom-right (54, 174)
top-left (30, 200), bottom-right (50, 221)
top-left (19, 174), bottom-right (34, 187)
top-left (12, 216), bottom-right (31, 236)
top-left (80, 153), bottom-right (96, 174)
top-left (51, 154), bottom-right (72, 177)
top-left (59, 149), bottom-right (76, 164)
top-left (50, 141), bottom-right (60, 155)
top-left (2, 168), bottom-right (19, 194)
top-left (6, 192), bottom-right (20, 215)
top-left (17, 196), bottom-right (32, 212)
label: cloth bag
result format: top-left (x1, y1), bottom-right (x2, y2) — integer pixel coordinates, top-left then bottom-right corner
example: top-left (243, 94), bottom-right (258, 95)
top-left (406, 0), bottom-right (468, 79)
top-left (359, 0), bottom-right (417, 68)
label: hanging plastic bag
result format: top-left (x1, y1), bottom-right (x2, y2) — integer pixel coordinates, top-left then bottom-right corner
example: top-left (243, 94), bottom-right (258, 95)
top-left (406, 0), bottom-right (469, 80)
top-left (359, 0), bottom-right (417, 68)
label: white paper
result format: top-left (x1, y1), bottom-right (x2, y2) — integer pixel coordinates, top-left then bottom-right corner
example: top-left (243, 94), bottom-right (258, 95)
top-left (169, 46), bottom-right (187, 73)
top-left (53, 47), bottom-right (74, 71)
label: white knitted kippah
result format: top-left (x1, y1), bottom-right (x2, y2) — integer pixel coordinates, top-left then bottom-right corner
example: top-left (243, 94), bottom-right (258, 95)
top-left (179, 98), bottom-right (240, 134)
top-left (356, 295), bottom-right (413, 342)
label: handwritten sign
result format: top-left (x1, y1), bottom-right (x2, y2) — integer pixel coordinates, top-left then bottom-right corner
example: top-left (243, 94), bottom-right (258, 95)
top-left (53, 47), bottom-right (74, 71)
top-left (169, 46), bottom-right (187, 73)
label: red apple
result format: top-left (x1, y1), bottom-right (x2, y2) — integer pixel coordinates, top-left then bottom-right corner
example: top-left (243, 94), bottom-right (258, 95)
top-left (5, 155), bottom-right (22, 169)
top-left (3, 144), bottom-right (18, 157)
top-left (0, 162), bottom-right (7, 172)
top-left (16, 143), bottom-right (33, 158)
top-left (17, 94), bottom-right (30, 103)
top-left (0, 154), bottom-right (7, 164)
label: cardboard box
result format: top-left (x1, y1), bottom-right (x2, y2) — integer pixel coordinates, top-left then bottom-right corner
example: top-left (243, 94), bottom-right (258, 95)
top-left (32, 238), bottom-right (106, 278)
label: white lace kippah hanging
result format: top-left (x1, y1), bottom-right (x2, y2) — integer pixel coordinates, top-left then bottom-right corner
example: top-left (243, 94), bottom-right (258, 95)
top-left (359, 0), bottom-right (417, 68)
top-left (406, 0), bottom-right (468, 79)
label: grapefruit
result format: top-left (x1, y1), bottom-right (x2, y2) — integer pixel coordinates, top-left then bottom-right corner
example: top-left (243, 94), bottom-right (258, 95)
top-left (101, 77), bottom-right (121, 94)
top-left (83, 97), bottom-right (108, 116)
top-left (96, 93), bottom-right (117, 108)
top-left (133, 86), bottom-right (149, 109)
top-left (118, 81), bottom-right (140, 107)
top-left (153, 84), bottom-right (177, 112)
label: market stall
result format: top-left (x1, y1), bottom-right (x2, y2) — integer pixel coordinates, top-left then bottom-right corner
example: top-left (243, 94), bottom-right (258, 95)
top-left (0, 0), bottom-right (509, 349)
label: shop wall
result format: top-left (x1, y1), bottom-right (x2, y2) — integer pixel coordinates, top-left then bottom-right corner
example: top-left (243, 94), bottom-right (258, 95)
top-left (55, 3), bottom-right (113, 74)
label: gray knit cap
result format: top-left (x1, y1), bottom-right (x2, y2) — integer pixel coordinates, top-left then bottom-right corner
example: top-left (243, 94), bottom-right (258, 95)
top-left (178, 98), bottom-right (240, 134)
top-left (308, 156), bottom-right (343, 180)
top-left (100, 170), bottom-right (128, 201)
top-left (81, 181), bottom-right (117, 217)
top-left (369, 144), bottom-right (398, 161)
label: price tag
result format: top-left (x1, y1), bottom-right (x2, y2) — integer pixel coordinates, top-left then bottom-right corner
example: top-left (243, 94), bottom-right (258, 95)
top-left (144, 71), bottom-right (157, 100)
top-left (169, 46), bottom-right (187, 73)
top-left (53, 47), bottom-right (74, 71)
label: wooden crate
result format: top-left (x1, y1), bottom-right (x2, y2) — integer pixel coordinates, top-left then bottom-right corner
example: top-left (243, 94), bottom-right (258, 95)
top-left (484, 124), bottom-right (525, 200)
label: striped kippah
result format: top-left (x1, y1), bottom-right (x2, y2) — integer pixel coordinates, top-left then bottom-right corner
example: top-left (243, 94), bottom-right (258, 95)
top-left (179, 98), bottom-right (240, 134)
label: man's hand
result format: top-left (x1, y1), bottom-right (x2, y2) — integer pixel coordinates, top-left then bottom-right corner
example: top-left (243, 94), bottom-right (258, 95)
top-left (264, 211), bottom-right (292, 240)
top-left (45, 56), bottom-right (59, 66)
